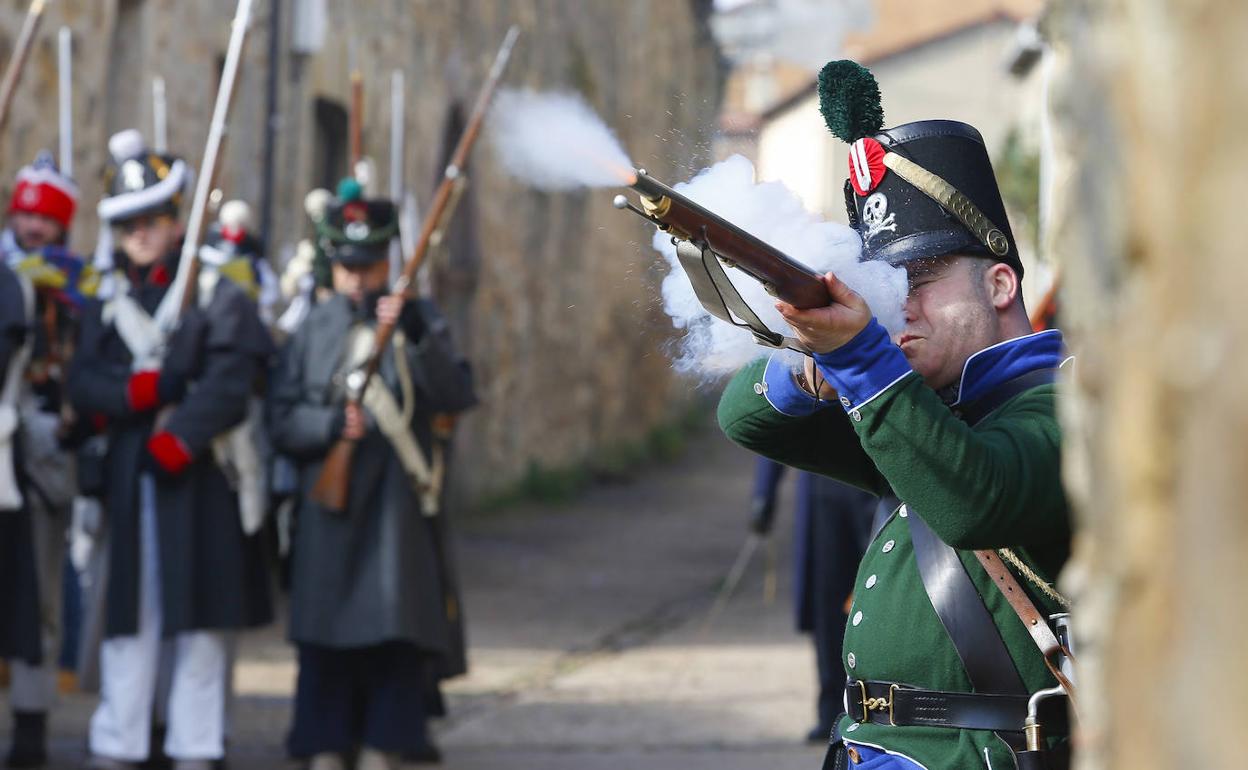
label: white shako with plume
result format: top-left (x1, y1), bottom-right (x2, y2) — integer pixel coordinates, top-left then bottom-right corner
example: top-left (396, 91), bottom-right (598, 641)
top-left (486, 88), bottom-right (907, 377)
top-left (93, 128), bottom-right (192, 298)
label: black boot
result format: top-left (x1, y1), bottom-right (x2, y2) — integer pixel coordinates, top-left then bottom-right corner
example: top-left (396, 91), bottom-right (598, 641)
top-left (140, 724), bottom-right (171, 770)
top-left (5, 711), bottom-right (48, 768)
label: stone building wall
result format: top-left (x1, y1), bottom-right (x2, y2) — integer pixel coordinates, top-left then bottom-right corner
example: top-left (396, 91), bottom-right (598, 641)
top-left (0, 0), bottom-right (723, 503)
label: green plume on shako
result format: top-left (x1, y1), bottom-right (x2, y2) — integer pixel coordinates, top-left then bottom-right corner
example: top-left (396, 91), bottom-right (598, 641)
top-left (817, 59), bottom-right (885, 143)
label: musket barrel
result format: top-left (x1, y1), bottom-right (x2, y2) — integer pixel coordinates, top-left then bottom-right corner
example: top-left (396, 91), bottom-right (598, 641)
top-left (0, 0), bottom-right (48, 134)
top-left (58, 27), bottom-right (72, 177)
top-left (153, 76), bottom-right (168, 154)
top-left (389, 69), bottom-right (404, 202)
top-left (159, 0), bottom-right (255, 326)
top-left (626, 170), bottom-right (830, 310)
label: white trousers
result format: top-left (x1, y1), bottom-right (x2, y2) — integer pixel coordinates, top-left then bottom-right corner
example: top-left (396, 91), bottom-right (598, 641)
top-left (8, 494), bottom-right (67, 713)
top-left (88, 476), bottom-right (227, 762)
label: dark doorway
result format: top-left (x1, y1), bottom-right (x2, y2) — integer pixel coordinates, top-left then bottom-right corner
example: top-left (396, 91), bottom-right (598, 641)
top-left (312, 97), bottom-right (348, 190)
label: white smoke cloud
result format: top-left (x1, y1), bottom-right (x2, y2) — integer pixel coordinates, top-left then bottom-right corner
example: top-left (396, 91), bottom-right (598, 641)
top-left (653, 155), bottom-right (908, 377)
top-left (488, 89), bottom-right (634, 191)
top-left (485, 89), bottom-right (908, 379)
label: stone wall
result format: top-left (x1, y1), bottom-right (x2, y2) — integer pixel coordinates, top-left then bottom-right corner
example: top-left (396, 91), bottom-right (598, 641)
top-left (0, 0), bottom-right (723, 503)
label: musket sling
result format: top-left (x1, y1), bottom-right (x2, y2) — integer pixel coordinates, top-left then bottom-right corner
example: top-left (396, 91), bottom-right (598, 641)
top-left (0, 272), bottom-right (35, 511)
top-left (897, 369), bottom-right (1067, 755)
top-left (674, 240), bottom-right (810, 354)
top-left (344, 325), bottom-right (439, 516)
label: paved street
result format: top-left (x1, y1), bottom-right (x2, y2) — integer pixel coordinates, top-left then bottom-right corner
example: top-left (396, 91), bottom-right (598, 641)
top-left (6, 421), bottom-right (827, 769)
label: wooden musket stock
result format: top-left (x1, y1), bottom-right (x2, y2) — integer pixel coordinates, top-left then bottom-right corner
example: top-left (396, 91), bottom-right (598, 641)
top-left (626, 171), bottom-right (829, 310)
top-left (309, 25), bottom-right (520, 513)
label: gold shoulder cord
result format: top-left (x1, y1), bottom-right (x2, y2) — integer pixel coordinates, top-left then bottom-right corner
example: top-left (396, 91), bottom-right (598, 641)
top-left (881, 152), bottom-right (1011, 258)
top-left (998, 547), bottom-right (1071, 608)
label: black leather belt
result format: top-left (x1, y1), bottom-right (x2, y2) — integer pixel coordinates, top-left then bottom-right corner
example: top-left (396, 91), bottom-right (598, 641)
top-left (845, 680), bottom-right (1069, 735)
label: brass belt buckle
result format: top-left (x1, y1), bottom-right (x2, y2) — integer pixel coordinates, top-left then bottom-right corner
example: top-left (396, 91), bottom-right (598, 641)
top-left (860, 683), bottom-right (899, 726)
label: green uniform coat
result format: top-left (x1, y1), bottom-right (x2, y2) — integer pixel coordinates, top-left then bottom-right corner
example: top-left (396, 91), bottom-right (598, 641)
top-left (717, 330), bottom-right (1069, 769)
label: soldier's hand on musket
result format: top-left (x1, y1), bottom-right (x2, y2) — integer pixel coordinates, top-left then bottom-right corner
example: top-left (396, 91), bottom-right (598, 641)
top-left (342, 402), bottom-right (367, 441)
top-left (775, 272), bottom-right (873, 354)
top-left (376, 294), bottom-right (403, 328)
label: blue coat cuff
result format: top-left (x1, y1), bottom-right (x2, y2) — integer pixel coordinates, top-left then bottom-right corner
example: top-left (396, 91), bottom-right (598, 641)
top-left (813, 319), bottom-right (914, 412)
top-left (761, 354), bottom-right (833, 417)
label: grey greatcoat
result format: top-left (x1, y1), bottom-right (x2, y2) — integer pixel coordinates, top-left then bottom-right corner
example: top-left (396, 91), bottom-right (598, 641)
top-left (67, 270), bottom-right (274, 638)
top-left (268, 294), bottom-right (474, 663)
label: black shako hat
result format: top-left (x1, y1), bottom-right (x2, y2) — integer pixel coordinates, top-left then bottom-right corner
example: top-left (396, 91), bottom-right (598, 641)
top-left (818, 60), bottom-right (1023, 279)
top-left (316, 177), bottom-right (398, 267)
top-left (99, 129), bottom-right (189, 223)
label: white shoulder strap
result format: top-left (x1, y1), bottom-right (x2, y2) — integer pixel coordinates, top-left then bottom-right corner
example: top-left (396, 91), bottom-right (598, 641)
top-left (102, 276), bottom-right (165, 371)
top-left (0, 272), bottom-right (36, 511)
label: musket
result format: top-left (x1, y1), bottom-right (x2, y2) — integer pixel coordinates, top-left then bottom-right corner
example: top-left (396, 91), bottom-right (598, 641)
top-left (613, 170), bottom-right (832, 352)
top-left (613, 170), bottom-right (830, 311)
top-left (154, 0), bottom-right (254, 328)
top-left (152, 76), bottom-right (168, 155)
top-left (0, 0), bottom-right (48, 133)
top-left (309, 25), bottom-right (520, 513)
top-left (1030, 272), bottom-right (1060, 332)
top-left (57, 27), bottom-right (72, 177)
top-left (388, 69), bottom-right (404, 280)
top-left (389, 69), bottom-right (404, 205)
top-left (349, 51), bottom-right (363, 171)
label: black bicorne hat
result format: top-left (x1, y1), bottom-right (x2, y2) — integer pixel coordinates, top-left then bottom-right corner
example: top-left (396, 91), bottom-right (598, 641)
top-left (316, 178), bottom-right (398, 267)
top-left (819, 60), bottom-right (1023, 279)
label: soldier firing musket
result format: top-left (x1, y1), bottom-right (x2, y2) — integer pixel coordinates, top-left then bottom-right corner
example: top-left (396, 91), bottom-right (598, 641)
top-left (699, 61), bottom-right (1078, 769)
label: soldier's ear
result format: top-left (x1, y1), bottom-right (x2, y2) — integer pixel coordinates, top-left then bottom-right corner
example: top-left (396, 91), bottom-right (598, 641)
top-left (985, 261), bottom-right (1019, 310)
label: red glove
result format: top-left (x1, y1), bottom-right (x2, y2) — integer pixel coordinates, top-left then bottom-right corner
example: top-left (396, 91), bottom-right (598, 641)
top-left (147, 431), bottom-right (193, 474)
top-left (127, 370), bottom-right (162, 411)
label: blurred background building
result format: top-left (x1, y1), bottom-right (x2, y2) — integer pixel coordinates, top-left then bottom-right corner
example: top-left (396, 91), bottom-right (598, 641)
top-left (0, 0), bottom-right (723, 507)
top-left (0, 0), bottom-right (1057, 505)
top-left (712, 0), bottom-right (1053, 307)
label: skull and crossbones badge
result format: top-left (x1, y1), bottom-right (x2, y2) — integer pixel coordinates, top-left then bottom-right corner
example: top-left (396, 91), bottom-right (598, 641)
top-left (861, 192), bottom-right (897, 241)
top-left (121, 159), bottom-right (148, 192)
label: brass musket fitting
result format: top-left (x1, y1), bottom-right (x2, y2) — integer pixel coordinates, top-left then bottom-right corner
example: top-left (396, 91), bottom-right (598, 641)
top-left (1024, 717), bottom-right (1043, 752)
top-left (639, 193), bottom-right (671, 219)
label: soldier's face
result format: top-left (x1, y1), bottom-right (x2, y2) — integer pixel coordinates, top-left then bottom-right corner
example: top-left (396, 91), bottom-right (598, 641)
top-left (9, 211), bottom-right (65, 251)
top-left (119, 214), bottom-right (182, 267)
top-left (332, 259), bottom-right (389, 303)
top-left (895, 256), bottom-right (997, 392)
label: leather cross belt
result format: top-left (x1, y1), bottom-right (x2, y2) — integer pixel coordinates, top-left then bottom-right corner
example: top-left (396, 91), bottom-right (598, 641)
top-left (845, 680), bottom-right (1069, 735)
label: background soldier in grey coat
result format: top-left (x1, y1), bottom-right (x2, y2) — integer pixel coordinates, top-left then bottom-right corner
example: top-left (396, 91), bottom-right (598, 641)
top-left (269, 180), bottom-right (476, 770)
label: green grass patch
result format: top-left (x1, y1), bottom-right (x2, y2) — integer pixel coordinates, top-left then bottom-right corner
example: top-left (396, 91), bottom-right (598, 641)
top-left (475, 398), bottom-right (713, 513)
